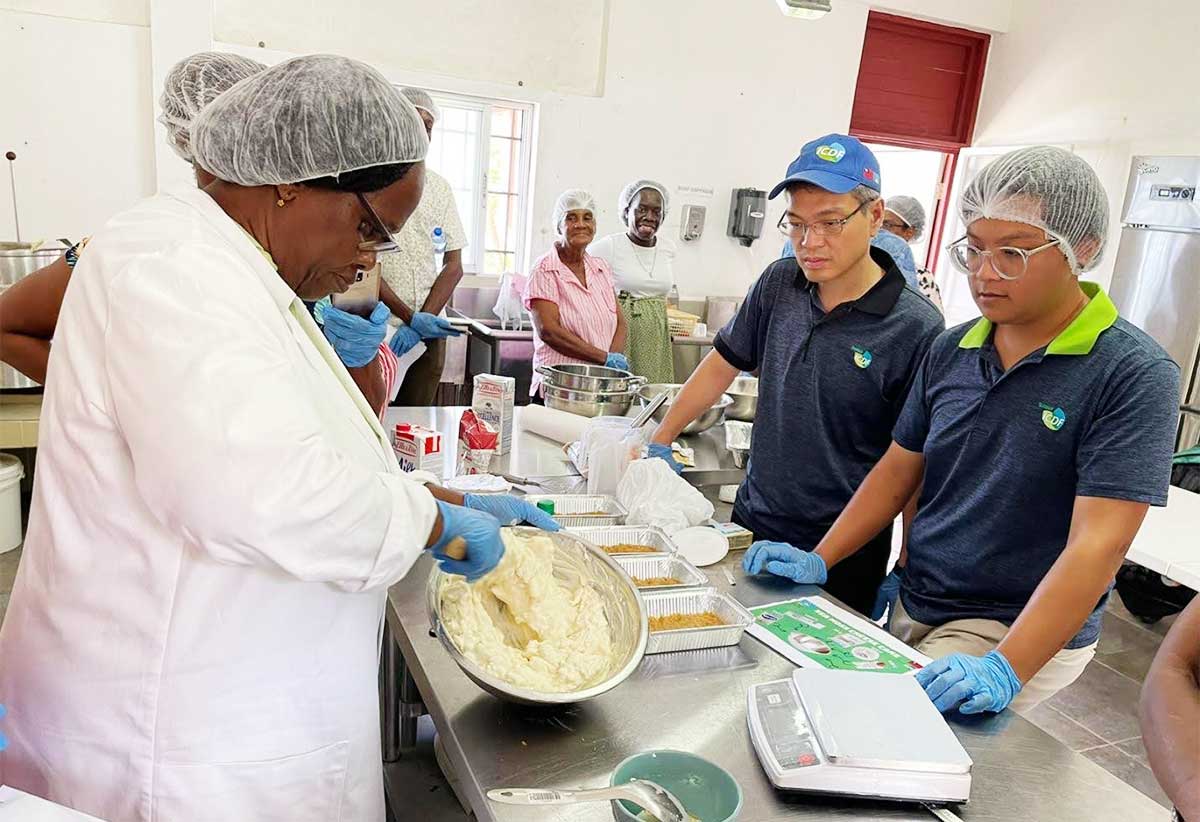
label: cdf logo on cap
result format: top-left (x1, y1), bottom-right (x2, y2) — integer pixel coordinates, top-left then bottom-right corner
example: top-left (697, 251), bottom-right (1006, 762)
top-left (816, 142), bottom-right (846, 163)
top-left (768, 133), bottom-right (882, 199)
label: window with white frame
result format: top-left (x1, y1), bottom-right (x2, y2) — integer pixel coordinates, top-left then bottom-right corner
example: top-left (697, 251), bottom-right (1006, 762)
top-left (421, 91), bottom-right (535, 277)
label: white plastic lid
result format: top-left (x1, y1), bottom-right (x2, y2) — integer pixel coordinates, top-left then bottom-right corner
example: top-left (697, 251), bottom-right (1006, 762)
top-left (0, 453), bottom-right (24, 483)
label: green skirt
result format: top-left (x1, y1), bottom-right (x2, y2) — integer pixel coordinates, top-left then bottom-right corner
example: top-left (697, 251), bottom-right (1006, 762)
top-left (617, 293), bottom-right (675, 384)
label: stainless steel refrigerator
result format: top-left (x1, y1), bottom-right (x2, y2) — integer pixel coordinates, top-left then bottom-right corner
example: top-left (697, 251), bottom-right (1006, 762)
top-left (1108, 155), bottom-right (1200, 450)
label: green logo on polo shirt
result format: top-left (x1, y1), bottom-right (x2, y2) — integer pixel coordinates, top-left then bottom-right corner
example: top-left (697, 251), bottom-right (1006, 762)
top-left (1039, 402), bottom-right (1067, 431)
top-left (852, 345), bottom-right (873, 368)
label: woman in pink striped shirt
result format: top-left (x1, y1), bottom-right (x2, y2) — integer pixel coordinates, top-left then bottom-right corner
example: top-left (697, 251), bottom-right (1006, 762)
top-left (523, 189), bottom-right (629, 398)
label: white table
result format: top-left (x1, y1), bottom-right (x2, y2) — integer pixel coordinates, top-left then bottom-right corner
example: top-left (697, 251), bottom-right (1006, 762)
top-left (1126, 485), bottom-right (1200, 589)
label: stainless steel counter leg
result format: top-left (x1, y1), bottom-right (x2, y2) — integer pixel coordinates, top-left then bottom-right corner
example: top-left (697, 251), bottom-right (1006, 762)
top-left (380, 620), bottom-right (402, 763)
top-left (398, 656), bottom-right (424, 750)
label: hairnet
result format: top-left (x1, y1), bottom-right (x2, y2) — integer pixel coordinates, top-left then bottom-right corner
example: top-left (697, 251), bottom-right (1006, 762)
top-left (617, 179), bottom-right (670, 226)
top-left (190, 54), bottom-right (429, 187)
top-left (158, 52), bottom-right (265, 163)
top-left (959, 146), bottom-right (1109, 274)
top-left (400, 87), bottom-right (441, 122)
top-left (884, 195), bottom-right (926, 240)
top-left (552, 189), bottom-right (596, 235)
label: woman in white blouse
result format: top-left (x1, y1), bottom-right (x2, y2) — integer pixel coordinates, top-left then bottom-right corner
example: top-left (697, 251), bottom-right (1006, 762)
top-left (589, 179), bottom-right (676, 383)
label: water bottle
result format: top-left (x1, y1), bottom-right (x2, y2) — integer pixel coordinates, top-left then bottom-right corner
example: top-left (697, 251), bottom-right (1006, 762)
top-left (667, 284), bottom-right (680, 310)
top-left (432, 226), bottom-right (447, 254)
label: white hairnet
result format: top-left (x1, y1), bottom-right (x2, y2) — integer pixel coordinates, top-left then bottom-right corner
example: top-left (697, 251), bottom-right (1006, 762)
top-left (401, 87), bottom-right (440, 122)
top-left (191, 54), bottom-right (429, 187)
top-left (959, 146), bottom-right (1109, 274)
top-left (618, 179), bottom-right (670, 226)
top-left (158, 52), bottom-right (265, 163)
top-left (884, 195), bottom-right (926, 240)
top-left (552, 189), bottom-right (596, 235)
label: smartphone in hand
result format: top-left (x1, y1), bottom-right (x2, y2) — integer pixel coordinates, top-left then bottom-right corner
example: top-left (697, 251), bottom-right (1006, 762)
top-left (330, 263), bottom-right (381, 318)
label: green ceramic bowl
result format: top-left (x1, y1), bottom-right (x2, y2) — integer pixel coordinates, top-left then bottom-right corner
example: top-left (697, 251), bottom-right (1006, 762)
top-left (609, 749), bottom-right (742, 822)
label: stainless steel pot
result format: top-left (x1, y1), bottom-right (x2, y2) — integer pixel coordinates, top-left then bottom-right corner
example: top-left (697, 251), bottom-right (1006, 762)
top-left (542, 384), bottom-right (639, 418)
top-left (724, 375), bottom-right (758, 421)
top-left (637, 383), bottom-right (732, 434)
top-left (426, 527), bottom-right (648, 705)
top-left (537, 363), bottom-right (645, 394)
top-left (1, 243), bottom-right (70, 390)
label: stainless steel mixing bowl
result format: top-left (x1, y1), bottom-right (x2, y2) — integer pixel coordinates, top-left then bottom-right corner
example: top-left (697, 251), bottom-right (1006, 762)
top-left (637, 384), bottom-right (733, 434)
top-left (724, 376), bottom-right (758, 422)
top-left (537, 363), bottom-right (646, 394)
top-left (427, 527), bottom-right (648, 705)
top-left (542, 384), bottom-right (639, 418)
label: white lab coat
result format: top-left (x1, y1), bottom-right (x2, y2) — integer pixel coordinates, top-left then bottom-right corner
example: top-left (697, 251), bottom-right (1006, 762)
top-left (0, 187), bottom-right (439, 822)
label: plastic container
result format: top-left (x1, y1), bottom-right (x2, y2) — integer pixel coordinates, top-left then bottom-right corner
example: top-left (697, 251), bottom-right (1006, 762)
top-left (0, 453), bottom-right (25, 553)
top-left (610, 749), bottom-right (742, 822)
top-left (432, 226), bottom-right (447, 253)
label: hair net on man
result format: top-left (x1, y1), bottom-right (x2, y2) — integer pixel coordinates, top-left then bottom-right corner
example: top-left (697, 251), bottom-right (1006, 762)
top-left (400, 87), bottom-right (441, 122)
top-left (884, 195), bottom-right (926, 240)
top-left (959, 146), bottom-right (1110, 274)
top-left (158, 52), bottom-right (265, 163)
top-left (617, 179), bottom-right (669, 226)
top-left (552, 189), bottom-right (597, 236)
top-left (191, 54), bottom-right (429, 187)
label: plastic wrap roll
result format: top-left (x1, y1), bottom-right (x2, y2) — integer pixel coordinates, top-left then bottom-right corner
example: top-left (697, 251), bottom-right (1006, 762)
top-left (518, 404), bottom-right (592, 444)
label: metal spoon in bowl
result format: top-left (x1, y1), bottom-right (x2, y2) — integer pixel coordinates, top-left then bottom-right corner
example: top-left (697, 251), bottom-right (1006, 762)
top-left (487, 778), bottom-right (688, 822)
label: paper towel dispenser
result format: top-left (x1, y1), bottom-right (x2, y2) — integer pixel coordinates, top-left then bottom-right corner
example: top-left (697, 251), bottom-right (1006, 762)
top-left (728, 188), bottom-right (766, 247)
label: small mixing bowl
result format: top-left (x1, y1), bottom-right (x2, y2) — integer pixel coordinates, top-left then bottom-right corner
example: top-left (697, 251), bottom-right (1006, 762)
top-left (610, 749), bottom-right (742, 822)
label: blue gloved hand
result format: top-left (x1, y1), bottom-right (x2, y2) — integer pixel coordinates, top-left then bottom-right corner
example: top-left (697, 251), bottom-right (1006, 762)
top-left (870, 567), bottom-right (904, 621)
top-left (646, 442), bottom-right (683, 474)
top-left (605, 352), bottom-right (630, 371)
top-left (742, 540), bottom-right (828, 584)
top-left (388, 323), bottom-right (422, 357)
top-left (430, 500), bottom-right (505, 581)
top-left (0, 703), bottom-right (6, 751)
top-left (464, 494), bottom-right (561, 532)
top-left (915, 650), bottom-right (1023, 714)
top-left (321, 302), bottom-right (390, 367)
top-left (410, 311), bottom-right (462, 340)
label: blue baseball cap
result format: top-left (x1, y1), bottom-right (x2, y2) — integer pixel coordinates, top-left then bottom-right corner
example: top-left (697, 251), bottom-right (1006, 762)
top-left (768, 133), bottom-right (881, 200)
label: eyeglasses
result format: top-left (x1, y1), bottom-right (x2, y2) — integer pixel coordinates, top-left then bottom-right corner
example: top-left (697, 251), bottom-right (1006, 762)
top-left (355, 192), bottom-right (400, 254)
top-left (777, 201), bottom-right (868, 243)
top-left (881, 218), bottom-right (909, 234)
top-left (946, 236), bottom-right (1062, 281)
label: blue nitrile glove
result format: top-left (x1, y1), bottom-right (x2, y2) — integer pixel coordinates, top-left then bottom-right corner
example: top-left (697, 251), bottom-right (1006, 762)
top-left (915, 650), bottom-right (1023, 715)
top-left (388, 323), bottom-right (422, 357)
top-left (321, 302), bottom-right (390, 367)
top-left (0, 703), bottom-right (6, 751)
top-left (742, 540), bottom-right (828, 584)
top-left (463, 494), bottom-right (561, 532)
top-left (430, 500), bottom-right (505, 581)
top-left (605, 352), bottom-right (630, 371)
top-left (870, 568), bottom-right (903, 621)
top-left (410, 311), bottom-right (462, 340)
top-left (647, 442), bottom-right (683, 474)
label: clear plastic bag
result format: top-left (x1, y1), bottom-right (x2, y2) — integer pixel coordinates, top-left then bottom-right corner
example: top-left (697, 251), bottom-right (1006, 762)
top-left (583, 418), bottom-right (646, 496)
top-left (492, 272), bottom-right (529, 330)
top-left (617, 458), bottom-right (715, 535)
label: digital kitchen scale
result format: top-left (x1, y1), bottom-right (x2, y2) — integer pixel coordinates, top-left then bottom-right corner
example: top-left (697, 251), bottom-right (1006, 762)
top-left (747, 668), bottom-right (972, 804)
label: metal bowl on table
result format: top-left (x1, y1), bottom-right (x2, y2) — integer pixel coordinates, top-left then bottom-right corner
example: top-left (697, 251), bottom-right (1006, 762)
top-left (637, 384), bottom-right (733, 434)
top-left (426, 527), bottom-right (648, 706)
top-left (543, 384), bottom-right (638, 418)
top-left (724, 376), bottom-right (758, 422)
top-left (537, 363), bottom-right (646, 394)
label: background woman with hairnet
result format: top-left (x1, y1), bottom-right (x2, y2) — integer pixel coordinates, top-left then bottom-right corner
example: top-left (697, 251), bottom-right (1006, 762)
top-left (588, 179), bottom-right (676, 382)
top-left (523, 188), bottom-right (628, 398)
top-left (882, 194), bottom-right (943, 311)
top-left (0, 54), bottom-right (554, 822)
top-left (762, 145), bottom-right (1180, 716)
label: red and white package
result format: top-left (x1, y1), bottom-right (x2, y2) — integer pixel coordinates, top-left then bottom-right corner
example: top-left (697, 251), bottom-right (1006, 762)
top-left (457, 410), bottom-right (498, 476)
top-left (393, 423), bottom-right (444, 474)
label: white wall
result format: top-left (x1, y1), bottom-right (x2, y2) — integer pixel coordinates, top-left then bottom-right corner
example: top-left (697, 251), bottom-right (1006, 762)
top-left (973, 0), bottom-right (1200, 289)
top-left (0, 5), bottom-right (157, 242)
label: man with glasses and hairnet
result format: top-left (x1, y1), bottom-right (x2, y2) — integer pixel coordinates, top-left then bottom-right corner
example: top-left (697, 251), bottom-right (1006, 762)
top-left (773, 146), bottom-right (1180, 714)
top-left (651, 134), bottom-right (944, 616)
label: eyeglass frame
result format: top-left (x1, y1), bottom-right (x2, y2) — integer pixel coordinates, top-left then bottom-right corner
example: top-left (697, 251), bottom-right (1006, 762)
top-left (945, 235), bottom-right (1062, 281)
top-left (354, 192), bottom-right (400, 254)
top-left (776, 200), bottom-right (870, 243)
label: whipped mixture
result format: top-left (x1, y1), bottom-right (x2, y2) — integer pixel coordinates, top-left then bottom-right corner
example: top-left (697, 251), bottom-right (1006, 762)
top-left (440, 529), bottom-right (615, 692)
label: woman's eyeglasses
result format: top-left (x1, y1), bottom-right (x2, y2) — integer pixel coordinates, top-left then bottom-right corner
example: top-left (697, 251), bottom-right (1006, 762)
top-left (355, 192), bottom-right (400, 254)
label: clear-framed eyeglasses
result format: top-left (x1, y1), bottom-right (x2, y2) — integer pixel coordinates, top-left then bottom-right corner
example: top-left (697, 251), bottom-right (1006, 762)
top-left (355, 192), bottom-right (400, 254)
top-left (776, 201), bottom-right (868, 243)
top-left (946, 235), bottom-right (1062, 281)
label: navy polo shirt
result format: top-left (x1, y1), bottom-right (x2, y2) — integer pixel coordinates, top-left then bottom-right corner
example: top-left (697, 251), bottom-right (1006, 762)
top-left (715, 247), bottom-right (944, 547)
top-left (893, 282), bottom-right (1181, 648)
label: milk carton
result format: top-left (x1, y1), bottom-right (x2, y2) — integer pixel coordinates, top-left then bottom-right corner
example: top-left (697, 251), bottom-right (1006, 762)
top-left (392, 423), bottom-right (444, 475)
top-left (472, 374), bottom-right (515, 455)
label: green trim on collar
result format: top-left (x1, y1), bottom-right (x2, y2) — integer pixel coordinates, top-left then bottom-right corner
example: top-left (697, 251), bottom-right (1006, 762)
top-left (957, 282), bottom-right (1117, 355)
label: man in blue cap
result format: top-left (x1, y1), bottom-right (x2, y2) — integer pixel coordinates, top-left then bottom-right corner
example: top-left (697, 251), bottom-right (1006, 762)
top-left (649, 134), bottom-right (943, 614)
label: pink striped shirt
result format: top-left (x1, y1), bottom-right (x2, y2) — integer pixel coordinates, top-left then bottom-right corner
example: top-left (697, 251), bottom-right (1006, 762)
top-left (376, 342), bottom-right (398, 420)
top-left (523, 248), bottom-right (618, 396)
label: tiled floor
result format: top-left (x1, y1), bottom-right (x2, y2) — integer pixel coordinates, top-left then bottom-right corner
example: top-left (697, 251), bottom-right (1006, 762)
top-left (0, 544), bottom-right (1182, 815)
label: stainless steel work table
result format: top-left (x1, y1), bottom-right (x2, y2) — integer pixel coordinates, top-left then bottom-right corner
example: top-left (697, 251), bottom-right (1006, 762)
top-left (380, 409), bottom-right (1166, 821)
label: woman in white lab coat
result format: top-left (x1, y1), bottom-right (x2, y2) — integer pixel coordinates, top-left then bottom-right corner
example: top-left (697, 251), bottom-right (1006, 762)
top-left (0, 55), bottom-right (530, 822)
